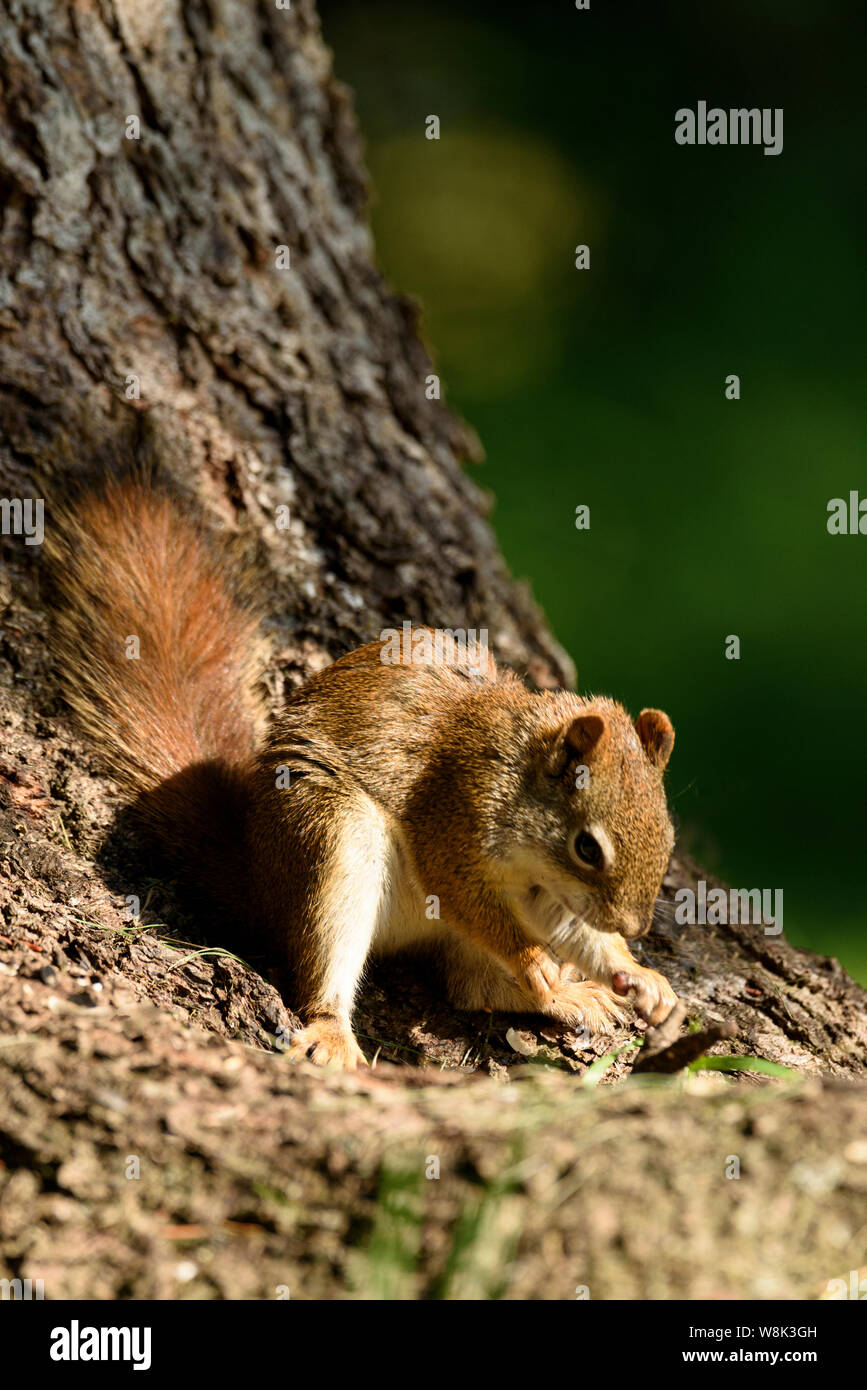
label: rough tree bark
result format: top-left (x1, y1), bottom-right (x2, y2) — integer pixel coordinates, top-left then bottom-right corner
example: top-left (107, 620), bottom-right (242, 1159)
top-left (0, 0), bottom-right (865, 1300)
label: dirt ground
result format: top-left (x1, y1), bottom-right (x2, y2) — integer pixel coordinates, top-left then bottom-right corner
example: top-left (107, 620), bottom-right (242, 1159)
top-left (2, 546), bottom-right (867, 1301)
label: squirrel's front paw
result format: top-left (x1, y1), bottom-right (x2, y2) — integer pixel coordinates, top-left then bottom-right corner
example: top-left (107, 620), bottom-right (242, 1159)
top-left (546, 977), bottom-right (628, 1034)
top-left (612, 967), bottom-right (677, 1026)
top-left (514, 952), bottom-right (627, 1034)
top-left (287, 1017), bottom-right (367, 1070)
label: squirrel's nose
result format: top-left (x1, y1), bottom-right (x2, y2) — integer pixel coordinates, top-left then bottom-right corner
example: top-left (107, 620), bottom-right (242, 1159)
top-left (618, 911), bottom-right (647, 940)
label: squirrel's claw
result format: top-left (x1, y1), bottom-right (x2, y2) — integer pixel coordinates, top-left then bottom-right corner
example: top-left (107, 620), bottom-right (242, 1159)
top-left (612, 968), bottom-right (677, 1026)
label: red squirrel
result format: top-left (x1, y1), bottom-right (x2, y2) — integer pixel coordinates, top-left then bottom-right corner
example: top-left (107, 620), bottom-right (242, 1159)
top-left (48, 481), bottom-right (678, 1069)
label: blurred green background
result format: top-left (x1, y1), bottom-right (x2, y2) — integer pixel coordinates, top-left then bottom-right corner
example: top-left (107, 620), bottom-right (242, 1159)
top-left (320, 0), bottom-right (866, 981)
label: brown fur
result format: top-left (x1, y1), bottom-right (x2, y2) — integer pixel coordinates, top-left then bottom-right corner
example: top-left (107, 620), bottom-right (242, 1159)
top-left (46, 481), bottom-right (265, 789)
top-left (49, 484), bottom-right (678, 1069)
top-left (46, 482), bottom-right (265, 921)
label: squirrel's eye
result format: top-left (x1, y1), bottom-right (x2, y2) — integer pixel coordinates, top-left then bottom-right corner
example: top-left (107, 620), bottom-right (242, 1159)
top-left (574, 831), bottom-right (603, 870)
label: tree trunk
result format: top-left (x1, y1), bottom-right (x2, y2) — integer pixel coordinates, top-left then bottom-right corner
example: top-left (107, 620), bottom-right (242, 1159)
top-left (0, 0), bottom-right (864, 1300)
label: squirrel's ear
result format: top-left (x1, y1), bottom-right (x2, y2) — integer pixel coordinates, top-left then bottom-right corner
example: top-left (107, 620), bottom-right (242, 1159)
top-left (635, 709), bottom-right (675, 770)
top-left (565, 713), bottom-right (608, 760)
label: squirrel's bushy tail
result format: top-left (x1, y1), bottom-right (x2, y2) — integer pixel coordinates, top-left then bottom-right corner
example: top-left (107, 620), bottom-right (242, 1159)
top-left (48, 481), bottom-right (265, 793)
top-left (46, 481), bottom-right (267, 915)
